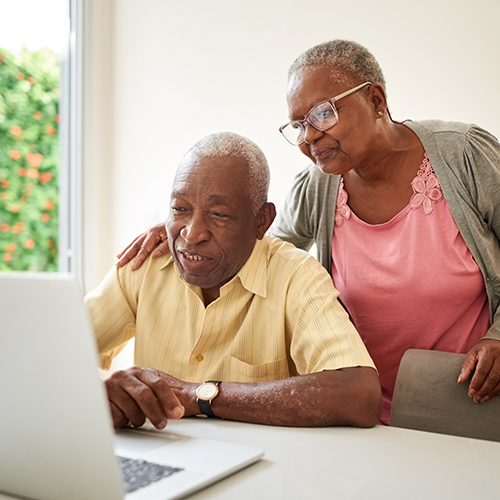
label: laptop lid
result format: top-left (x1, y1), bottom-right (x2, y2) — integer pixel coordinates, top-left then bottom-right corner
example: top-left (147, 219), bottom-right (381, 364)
top-left (0, 273), bottom-right (263, 500)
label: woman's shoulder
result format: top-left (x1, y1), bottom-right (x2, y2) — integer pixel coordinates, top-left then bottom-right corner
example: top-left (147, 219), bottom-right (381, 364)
top-left (404, 119), bottom-right (474, 137)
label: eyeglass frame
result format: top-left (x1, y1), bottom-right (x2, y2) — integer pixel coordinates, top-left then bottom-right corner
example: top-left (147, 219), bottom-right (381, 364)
top-left (279, 81), bottom-right (373, 146)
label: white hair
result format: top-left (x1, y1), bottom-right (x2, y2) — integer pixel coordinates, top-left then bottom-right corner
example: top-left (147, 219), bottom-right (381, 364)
top-left (183, 132), bottom-right (270, 214)
top-left (288, 39), bottom-right (386, 93)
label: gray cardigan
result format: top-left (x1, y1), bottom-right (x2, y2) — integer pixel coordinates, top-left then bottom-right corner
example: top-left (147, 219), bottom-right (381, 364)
top-left (271, 120), bottom-right (500, 341)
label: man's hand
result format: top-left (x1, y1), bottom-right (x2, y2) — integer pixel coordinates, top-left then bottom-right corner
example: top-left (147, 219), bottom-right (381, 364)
top-left (116, 222), bottom-right (170, 270)
top-left (105, 366), bottom-right (196, 429)
top-left (458, 339), bottom-right (500, 403)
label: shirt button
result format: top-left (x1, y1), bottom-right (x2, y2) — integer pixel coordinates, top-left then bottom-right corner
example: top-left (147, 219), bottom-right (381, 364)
top-left (195, 354), bottom-right (204, 362)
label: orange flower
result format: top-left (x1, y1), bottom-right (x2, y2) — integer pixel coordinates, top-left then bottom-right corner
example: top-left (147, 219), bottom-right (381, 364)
top-left (45, 200), bottom-right (54, 210)
top-left (0, 179), bottom-right (8, 188)
top-left (6, 243), bottom-right (16, 252)
top-left (4, 253), bottom-right (12, 262)
top-left (27, 169), bottom-right (40, 179)
top-left (47, 239), bottom-right (54, 248)
top-left (16, 72), bottom-right (24, 80)
top-left (27, 76), bottom-right (35, 85)
top-left (46, 126), bottom-right (56, 136)
top-left (33, 111), bottom-right (42, 120)
top-left (0, 53), bottom-right (4, 63)
top-left (10, 126), bottom-right (21, 136)
top-left (26, 152), bottom-right (43, 168)
top-left (55, 114), bottom-right (60, 123)
top-left (9, 204), bottom-right (19, 214)
top-left (0, 223), bottom-right (9, 232)
top-left (1, 193), bottom-right (7, 201)
top-left (25, 240), bottom-right (35, 249)
top-left (9, 150), bottom-right (21, 160)
top-left (39, 172), bottom-right (53, 184)
top-left (18, 167), bottom-right (26, 177)
top-left (41, 213), bottom-right (50, 223)
top-left (11, 225), bottom-right (22, 234)
top-left (17, 222), bottom-right (25, 230)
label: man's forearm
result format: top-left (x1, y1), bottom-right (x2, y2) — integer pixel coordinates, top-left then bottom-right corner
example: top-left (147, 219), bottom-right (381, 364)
top-left (187, 367), bottom-right (381, 428)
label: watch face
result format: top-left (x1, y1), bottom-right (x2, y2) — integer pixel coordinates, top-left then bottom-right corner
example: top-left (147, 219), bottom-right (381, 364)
top-left (196, 382), bottom-right (218, 400)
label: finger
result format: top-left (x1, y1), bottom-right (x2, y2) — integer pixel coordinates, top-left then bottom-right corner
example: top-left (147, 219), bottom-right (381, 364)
top-left (131, 235), bottom-right (165, 270)
top-left (136, 370), bottom-right (185, 422)
top-left (116, 235), bottom-right (147, 267)
top-left (476, 379), bottom-right (500, 403)
top-left (471, 357), bottom-right (500, 402)
top-left (106, 374), bottom-right (148, 427)
top-left (457, 350), bottom-right (478, 384)
top-left (152, 239), bottom-right (171, 259)
top-left (118, 373), bottom-right (170, 429)
top-left (109, 400), bottom-right (133, 429)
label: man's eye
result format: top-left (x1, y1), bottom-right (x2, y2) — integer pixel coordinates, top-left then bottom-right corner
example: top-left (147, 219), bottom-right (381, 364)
top-left (171, 206), bottom-right (186, 213)
top-left (213, 212), bottom-right (228, 218)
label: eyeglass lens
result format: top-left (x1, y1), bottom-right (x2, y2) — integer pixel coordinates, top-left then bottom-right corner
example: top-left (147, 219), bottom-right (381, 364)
top-left (282, 101), bottom-right (338, 145)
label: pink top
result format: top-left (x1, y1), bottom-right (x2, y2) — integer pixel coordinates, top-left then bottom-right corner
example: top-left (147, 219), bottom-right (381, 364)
top-left (331, 155), bottom-right (490, 425)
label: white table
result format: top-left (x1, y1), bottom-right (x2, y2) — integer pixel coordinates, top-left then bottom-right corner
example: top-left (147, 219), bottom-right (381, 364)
top-left (1, 419), bottom-right (499, 500)
top-left (173, 419), bottom-right (499, 500)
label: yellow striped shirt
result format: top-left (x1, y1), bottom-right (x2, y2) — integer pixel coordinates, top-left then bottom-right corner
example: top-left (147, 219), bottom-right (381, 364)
top-left (85, 235), bottom-right (375, 381)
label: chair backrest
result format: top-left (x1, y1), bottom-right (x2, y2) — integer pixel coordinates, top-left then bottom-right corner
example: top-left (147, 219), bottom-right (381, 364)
top-left (390, 349), bottom-right (500, 442)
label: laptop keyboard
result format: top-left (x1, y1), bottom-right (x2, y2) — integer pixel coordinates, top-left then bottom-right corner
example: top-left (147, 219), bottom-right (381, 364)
top-left (118, 456), bottom-right (184, 493)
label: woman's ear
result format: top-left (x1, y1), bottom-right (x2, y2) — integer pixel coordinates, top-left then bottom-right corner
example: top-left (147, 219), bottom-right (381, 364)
top-left (369, 82), bottom-right (388, 114)
top-left (256, 202), bottom-right (277, 239)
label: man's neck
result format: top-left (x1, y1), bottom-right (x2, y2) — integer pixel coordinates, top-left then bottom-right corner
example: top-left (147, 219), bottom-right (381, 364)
top-left (202, 288), bottom-right (220, 307)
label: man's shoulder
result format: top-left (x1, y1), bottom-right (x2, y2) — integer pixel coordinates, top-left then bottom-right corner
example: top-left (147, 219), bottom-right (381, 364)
top-left (264, 236), bottom-right (327, 275)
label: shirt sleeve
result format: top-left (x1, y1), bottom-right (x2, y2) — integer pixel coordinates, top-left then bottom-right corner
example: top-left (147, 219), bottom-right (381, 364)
top-left (283, 253), bottom-right (376, 374)
top-left (84, 264), bottom-right (139, 369)
top-left (464, 125), bottom-right (500, 342)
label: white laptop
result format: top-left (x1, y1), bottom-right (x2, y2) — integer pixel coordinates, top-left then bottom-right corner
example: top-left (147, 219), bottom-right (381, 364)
top-left (0, 273), bottom-right (263, 500)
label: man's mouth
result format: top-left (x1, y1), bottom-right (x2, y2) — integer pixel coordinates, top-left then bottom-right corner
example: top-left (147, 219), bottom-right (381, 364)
top-left (179, 250), bottom-right (209, 262)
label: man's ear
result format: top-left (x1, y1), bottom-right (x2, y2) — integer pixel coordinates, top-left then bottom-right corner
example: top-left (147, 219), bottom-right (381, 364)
top-left (256, 202), bottom-right (276, 240)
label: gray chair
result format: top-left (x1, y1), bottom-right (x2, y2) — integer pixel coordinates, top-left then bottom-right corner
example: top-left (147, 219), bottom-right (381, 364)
top-left (390, 349), bottom-right (500, 442)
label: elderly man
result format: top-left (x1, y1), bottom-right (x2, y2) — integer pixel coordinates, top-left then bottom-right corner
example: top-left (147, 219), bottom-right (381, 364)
top-left (85, 132), bottom-right (380, 429)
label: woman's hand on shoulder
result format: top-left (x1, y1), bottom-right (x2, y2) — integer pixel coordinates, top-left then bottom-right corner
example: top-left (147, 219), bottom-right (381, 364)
top-left (458, 338), bottom-right (500, 403)
top-left (116, 221), bottom-right (170, 270)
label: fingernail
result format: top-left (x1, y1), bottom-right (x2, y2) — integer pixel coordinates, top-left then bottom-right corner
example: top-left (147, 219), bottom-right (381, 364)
top-left (481, 396), bottom-right (490, 403)
top-left (171, 405), bottom-right (184, 419)
top-left (157, 418), bottom-right (168, 429)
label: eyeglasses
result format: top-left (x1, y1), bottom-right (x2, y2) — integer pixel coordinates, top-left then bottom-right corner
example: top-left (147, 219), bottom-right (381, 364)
top-left (279, 81), bottom-right (372, 146)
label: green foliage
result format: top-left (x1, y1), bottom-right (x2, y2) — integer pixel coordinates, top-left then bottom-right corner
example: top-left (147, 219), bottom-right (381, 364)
top-left (0, 47), bottom-right (60, 271)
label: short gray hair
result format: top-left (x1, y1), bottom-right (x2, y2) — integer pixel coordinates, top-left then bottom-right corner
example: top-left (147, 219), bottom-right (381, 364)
top-left (184, 131), bottom-right (270, 214)
top-left (288, 39), bottom-right (386, 92)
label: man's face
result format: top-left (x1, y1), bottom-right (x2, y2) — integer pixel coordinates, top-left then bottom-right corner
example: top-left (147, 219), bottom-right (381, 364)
top-left (167, 154), bottom-right (264, 297)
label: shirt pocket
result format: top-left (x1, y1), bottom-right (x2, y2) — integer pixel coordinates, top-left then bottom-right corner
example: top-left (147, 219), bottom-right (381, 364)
top-left (228, 356), bottom-right (290, 382)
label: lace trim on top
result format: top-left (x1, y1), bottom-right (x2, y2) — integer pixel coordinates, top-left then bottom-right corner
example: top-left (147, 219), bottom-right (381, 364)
top-left (335, 153), bottom-right (444, 227)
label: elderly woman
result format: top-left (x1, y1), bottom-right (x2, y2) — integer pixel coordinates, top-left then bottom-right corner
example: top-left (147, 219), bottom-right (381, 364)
top-left (117, 40), bottom-right (500, 425)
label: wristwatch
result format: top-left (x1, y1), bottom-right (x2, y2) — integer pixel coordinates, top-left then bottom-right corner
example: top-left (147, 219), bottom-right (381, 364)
top-left (196, 380), bottom-right (221, 418)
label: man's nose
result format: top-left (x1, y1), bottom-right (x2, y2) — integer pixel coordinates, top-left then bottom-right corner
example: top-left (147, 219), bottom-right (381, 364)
top-left (180, 215), bottom-right (210, 244)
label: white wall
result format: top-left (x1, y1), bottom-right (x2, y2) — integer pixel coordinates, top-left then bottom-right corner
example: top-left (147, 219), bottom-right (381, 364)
top-left (83, 0), bottom-right (500, 291)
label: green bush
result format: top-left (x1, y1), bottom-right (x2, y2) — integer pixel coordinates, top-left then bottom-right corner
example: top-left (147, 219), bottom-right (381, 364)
top-left (0, 47), bottom-right (60, 271)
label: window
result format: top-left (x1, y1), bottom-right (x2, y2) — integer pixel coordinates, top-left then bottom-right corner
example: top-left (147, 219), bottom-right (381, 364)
top-left (0, 0), bottom-right (80, 274)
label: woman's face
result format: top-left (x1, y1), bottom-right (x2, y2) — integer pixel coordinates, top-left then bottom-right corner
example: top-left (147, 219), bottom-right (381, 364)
top-left (286, 65), bottom-right (382, 176)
